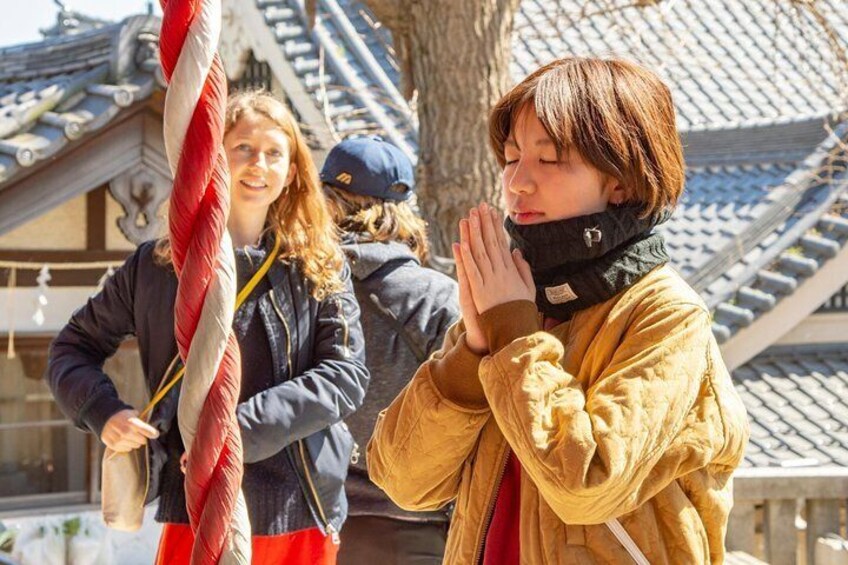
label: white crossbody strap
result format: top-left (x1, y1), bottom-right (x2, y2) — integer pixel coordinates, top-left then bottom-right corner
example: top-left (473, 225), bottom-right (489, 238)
top-left (606, 519), bottom-right (650, 565)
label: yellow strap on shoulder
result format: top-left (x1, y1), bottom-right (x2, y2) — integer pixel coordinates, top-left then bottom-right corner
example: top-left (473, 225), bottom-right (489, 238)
top-left (139, 236), bottom-right (282, 420)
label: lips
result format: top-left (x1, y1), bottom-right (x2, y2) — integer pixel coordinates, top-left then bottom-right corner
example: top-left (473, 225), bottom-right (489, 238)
top-left (240, 179), bottom-right (267, 190)
top-left (511, 210), bottom-right (544, 224)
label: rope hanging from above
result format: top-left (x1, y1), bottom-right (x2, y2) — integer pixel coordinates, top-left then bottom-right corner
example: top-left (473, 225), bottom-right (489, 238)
top-left (158, 0), bottom-right (251, 562)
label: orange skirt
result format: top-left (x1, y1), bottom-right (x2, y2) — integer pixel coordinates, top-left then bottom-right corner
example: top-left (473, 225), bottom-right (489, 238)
top-left (155, 523), bottom-right (339, 565)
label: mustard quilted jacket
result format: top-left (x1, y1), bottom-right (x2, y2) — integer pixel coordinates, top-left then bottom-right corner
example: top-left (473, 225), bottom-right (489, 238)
top-left (368, 265), bottom-right (749, 564)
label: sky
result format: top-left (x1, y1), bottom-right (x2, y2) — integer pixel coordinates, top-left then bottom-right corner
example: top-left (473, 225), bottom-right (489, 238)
top-left (0, 0), bottom-right (162, 48)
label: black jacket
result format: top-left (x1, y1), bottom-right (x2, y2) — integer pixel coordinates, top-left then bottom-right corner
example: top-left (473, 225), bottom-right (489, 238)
top-left (46, 240), bottom-right (369, 536)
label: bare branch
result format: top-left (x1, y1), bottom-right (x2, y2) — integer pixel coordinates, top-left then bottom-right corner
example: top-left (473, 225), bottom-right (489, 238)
top-left (361, 0), bottom-right (407, 31)
top-left (305, 0), bottom-right (317, 30)
top-left (391, 29), bottom-right (415, 100)
top-left (361, 0), bottom-right (415, 99)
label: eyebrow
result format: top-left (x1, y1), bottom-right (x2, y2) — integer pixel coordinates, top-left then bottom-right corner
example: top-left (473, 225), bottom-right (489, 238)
top-left (504, 138), bottom-right (555, 148)
top-left (229, 135), bottom-right (285, 148)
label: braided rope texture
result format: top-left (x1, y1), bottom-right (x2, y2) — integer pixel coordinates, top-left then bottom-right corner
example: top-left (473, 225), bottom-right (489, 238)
top-left (158, 1), bottom-right (251, 562)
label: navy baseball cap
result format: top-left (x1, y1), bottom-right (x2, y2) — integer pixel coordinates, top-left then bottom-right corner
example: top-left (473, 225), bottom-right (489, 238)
top-left (320, 136), bottom-right (414, 201)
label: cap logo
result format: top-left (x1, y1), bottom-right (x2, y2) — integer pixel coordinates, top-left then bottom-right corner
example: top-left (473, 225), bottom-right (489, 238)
top-left (545, 282), bottom-right (578, 304)
top-left (336, 172), bottom-right (353, 185)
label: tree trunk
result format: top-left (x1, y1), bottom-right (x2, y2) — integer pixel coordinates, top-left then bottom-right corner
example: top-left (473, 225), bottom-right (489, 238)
top-left (364, 0), bottom-right (520, 256)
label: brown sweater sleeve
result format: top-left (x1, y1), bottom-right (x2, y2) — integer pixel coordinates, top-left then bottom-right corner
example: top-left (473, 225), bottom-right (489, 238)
top-left (479, 300), bottom-right (542, 353)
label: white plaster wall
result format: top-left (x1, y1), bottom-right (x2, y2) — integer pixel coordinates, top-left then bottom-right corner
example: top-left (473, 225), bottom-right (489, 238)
top-left (1, 288), bottom-right (99, 334)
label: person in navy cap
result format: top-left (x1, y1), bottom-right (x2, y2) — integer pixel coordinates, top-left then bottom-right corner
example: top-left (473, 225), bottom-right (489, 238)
top-left (321, 136), bottom-right (459, 565)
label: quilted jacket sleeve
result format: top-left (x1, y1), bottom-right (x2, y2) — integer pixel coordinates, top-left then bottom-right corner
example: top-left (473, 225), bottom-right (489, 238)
top-left (477, 298), bottom-right (736, 525)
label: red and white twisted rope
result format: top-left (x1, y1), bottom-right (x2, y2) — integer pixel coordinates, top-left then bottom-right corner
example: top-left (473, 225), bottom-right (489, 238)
top-left (159, 0), bottom-right (251, 562)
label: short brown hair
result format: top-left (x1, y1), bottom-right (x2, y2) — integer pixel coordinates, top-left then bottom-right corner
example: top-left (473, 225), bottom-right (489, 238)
top-left (489, 57), bottom-right (684, 216)
top-left (323, 185), bottom-right (430, 264)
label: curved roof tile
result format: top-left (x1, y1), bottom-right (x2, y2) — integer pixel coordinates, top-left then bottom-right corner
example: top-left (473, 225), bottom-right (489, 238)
top-left (735, 344), bottom-right (848, 468)
top-left (0, 15), bottom-right (161, 186)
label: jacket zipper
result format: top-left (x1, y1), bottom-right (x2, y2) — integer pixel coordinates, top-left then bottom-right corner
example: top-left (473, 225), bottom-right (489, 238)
top-left (268, 289), bottom-right (293, 377)
top-left (298, 438), bottom-right (339, 543)
top-left (473, 320), bottom-right (572, 563)
top-left (269, 289), bottom-right (339, 544)
top-left (335, 297), bottom-right (351, 358)
top-left (474, 443), bottom-right (511, 565)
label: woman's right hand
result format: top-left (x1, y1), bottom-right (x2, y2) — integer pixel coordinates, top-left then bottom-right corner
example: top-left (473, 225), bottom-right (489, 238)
top-left (453, 218), bottom-right (487, 355)
top-left (101, 409), bottom-right (159, 453)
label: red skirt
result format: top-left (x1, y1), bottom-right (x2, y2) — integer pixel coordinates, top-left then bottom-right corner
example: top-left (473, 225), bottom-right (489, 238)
top-left (155, 523), bottom-right (339, 565)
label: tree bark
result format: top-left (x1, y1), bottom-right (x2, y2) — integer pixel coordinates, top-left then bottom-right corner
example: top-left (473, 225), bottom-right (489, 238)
top-left (363, 0), bottom-right (521, 256)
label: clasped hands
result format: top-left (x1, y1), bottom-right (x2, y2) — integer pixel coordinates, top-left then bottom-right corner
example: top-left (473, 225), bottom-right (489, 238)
top-left (451, 203), bottom-right (535, 355)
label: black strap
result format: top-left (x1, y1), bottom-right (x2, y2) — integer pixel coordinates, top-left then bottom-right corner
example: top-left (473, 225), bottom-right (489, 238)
top-left (363, 292), bottom-right (427, 363)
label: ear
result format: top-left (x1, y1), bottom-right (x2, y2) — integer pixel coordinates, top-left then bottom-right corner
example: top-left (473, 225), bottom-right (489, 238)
top-left (606, 178), bottom-right (626, 205)
top-left (285, 162), bottom-right (297, 188)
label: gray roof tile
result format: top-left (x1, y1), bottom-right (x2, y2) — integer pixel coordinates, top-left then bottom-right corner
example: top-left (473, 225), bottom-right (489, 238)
top-left (705, 169), bottom-right (848, 344)
top-left (512, 0), bottom-right (848, 132)
top-left (735, 344), bottom-right (848, 468)
top-left (255, 0), bottom-right (416, 157)
top-left (0, 16), bottom-right (161, 187)
top-left (660, 161), bottom-right (798, 278)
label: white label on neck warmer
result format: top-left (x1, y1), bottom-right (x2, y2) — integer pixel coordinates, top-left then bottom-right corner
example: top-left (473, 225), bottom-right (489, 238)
top-left (545, 282), bottom-right (578, 304)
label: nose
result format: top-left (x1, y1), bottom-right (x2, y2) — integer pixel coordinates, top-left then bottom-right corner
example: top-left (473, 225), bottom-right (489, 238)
top-left (250, 151), bottom-right (268, 170)
top-left (504, 158), bottom-right (535, 195)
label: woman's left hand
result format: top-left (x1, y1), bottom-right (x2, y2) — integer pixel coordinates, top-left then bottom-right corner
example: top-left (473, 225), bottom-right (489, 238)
top-left (459, 203), bottom-right (535, 314)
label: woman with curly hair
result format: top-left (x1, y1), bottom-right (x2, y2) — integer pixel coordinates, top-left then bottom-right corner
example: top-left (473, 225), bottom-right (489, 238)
top-left (47, 91), bottom-right (369, 564)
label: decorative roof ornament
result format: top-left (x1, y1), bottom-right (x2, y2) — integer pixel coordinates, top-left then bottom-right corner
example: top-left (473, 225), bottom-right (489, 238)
top-left (109, 166), bottom-right (170, 245)
top-left (40, 1), bottom-right (110, 38)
